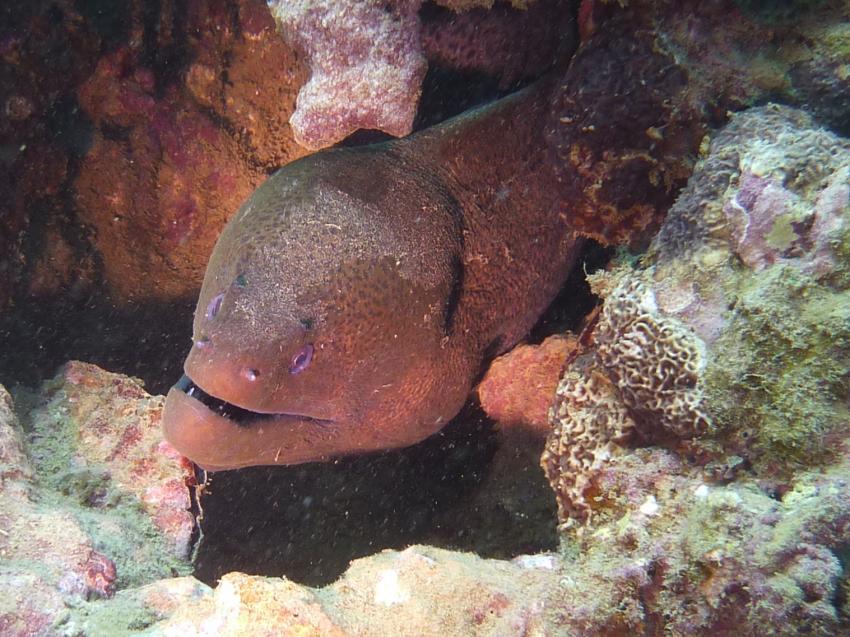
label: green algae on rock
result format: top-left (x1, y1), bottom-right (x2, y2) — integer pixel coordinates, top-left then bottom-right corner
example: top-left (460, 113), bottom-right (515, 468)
top-left (705, 266), bottom-right (850, 469)
top-left (652, 104), bottom-right (850, 474)
top-left (68, 452), bottom-right (850, 636)
top-left (6, 363), bottom-right (194, 598)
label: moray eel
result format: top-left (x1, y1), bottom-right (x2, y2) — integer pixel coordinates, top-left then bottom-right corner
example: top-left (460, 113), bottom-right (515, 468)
top-left (162, 27), bottom-right (701, 471)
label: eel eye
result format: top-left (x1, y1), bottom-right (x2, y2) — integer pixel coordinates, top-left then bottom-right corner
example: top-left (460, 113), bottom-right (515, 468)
top-left (289, 343), bottom-right (314, 374)
top-left (206, 293), bottom-right (224, 319)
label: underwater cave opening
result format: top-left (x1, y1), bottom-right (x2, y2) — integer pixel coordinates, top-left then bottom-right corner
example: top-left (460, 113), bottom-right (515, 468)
top-left (189, 240), bottom-right (610, 587)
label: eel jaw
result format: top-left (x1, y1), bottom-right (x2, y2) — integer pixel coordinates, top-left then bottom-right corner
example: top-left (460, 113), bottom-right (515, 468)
top-left (162, 375), bottom-right (336, 471)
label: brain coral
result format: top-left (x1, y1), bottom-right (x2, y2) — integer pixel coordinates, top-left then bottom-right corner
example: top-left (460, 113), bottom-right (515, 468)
top-left (594, 277), bottom-right (711, 441)
top-left (543, 274), bottom-right (710, 528)
top-left (541, 366), bottom-right (635, 526)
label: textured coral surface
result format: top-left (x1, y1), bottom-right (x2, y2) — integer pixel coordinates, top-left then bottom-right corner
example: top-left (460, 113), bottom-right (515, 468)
top-left (542, 104), bottom-right (850, 633)
top-left (546, 103), bottom-right (850, 523)
top-left (0, 0), bottom-right (312, 306)
top-left (25, 362), bottom-right (197, 559)
top-left (269, 0), bottom-right (573, 151)
top-left (478, 334), bottom-right (577, 434)
top-left (269, 0), bottom-right (427, 150)
top-left (54, 448), bottom-right (850, 636)
top-left (0, 367), bottom-right (194, 635)
top-left (73, 1), bottom-right (309, 303)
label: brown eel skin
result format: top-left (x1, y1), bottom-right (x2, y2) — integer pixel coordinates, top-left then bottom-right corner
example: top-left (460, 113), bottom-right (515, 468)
top-left (162, 19), bottom-right (706, 471)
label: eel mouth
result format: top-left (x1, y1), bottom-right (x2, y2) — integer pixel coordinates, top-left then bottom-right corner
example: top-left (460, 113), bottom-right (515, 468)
top-left (162, 375), bottom-right (335, 471)
top-left (173, 374), bottom-right (272, 426)
top-left (173, 374), bottom-right (332, 426)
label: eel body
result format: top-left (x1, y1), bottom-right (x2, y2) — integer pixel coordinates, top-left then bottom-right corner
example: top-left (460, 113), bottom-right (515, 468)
top-left (162, 25), bottom-right (701, 470)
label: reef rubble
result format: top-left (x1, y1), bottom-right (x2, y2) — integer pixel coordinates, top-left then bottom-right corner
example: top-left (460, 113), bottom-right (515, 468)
top-left (1, 102), bottom-right (848, 636)
top-left (0, 362), bottom-right (193, 635)
top-left (541, 103), bottom-right (850, 634)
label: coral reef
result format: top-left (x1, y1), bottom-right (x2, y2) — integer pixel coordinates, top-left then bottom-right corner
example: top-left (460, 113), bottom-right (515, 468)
top-left (24, 361), bottom-right (197, 558)
top-left (0, 0), bottom-right (311, 307)
top-left (74, 50), bottom-right (252, 303)
top-left (0, 0), bottom-right (573, 316)
top-left (535, 104), bottom-right (850, 635)
top-left (0, 309), bottom-right (847, 635)
top-left (268, 0), bottom-right (427, 151)
top-left (143, 546), bottom-right (556, 636)
top-left (544, 104), bottom-right (850, 530)
top-left (73, 1), bottom-right (310, 303)
top-left (542, 366), bottom-right (635, 524)
top-left (593, 278), bottom-right (711, 441)
top-left (64, 577), bottom-right (211, 636)
top-left (544, 448), bottom-right (850, 636)
top-left (651, 104), bottom-right (850, 471)
top-left (269, 0), bottom-right (574, 150)
top-left (64, 456), bottom-right (850, 636)
top-left (1, 2), bottom-right (849, 636)
top-left (0, 365), bottom-right (196, 634)
top-left (183, 0), bottom-right (309, 169)
top-left (654, 0), bottom-right (850, 135)
top-left (544, 21), bottom-right (705, 244)
top-left (546, 0), bottom-right (850, 244)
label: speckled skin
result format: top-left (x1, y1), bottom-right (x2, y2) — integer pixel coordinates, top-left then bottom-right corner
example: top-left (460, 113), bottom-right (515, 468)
top-left (163, 24), bottom-right (702, 470)
top-left (162, 80), bottom-right (581, 470)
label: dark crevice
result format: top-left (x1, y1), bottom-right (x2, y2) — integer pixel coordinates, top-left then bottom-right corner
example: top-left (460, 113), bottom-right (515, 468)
top-left (0, 294), bottom-right (196, 394)
top-left (527, 239), bottom-right (614, 342)
top-left (140, 0), bottom-right (190, 95)
top-left (191, 398), bottom-right (523, 587)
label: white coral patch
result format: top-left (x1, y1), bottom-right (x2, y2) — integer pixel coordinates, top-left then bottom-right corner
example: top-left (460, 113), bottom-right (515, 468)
top-left (639, 495), bottom-right (660, 516)
top-left (374, 569), bottom-right (409, 606)
top-left (513, 554), bottom-right (556, 570)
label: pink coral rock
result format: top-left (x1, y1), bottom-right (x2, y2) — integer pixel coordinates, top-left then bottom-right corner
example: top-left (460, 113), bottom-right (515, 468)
top-left (0, 572), bottom-right (67, 637)
top-left (33, 361), bottom-right (196, 559)
top-left (268, 0), bottom-right (572, 151)
top-left (269, 0), bottom-right (427, 150)
top-left (157, 546), bottom-right (552, 636)
top-left (75, 49), bottom-right (255, 303)
top-left (478, 334), bottom-right (576, 434)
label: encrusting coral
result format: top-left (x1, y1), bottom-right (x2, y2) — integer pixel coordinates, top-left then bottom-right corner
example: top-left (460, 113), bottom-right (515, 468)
top-left (536, 103), bottom-right (850, 635)
top-left (268, 0), bottom-right (428, 151)
top-left (542, 274), bottom-right (711, 525)
top-left (593, 277), bottom-right (711, 441)
top-left (0, 364), bottom-right (196, 633)
top-left (73, 1), bottom-right (310, 303)
top-left (544, 103), bottom-right (850, 532)
top-left (542, 367), bottom-right (636, 524)
top-left (268, 0), bottom-right (573, 150)
top-left (2, 359), bottom-right (848, 635)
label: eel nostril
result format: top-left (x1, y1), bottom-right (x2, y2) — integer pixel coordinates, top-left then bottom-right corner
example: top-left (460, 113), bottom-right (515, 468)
top-left (195, 336), bottom-right (211, 349)
top-left (242, 367), bottom-right (260, 382)
top-left (206, 293), bottom-right (224, 320)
